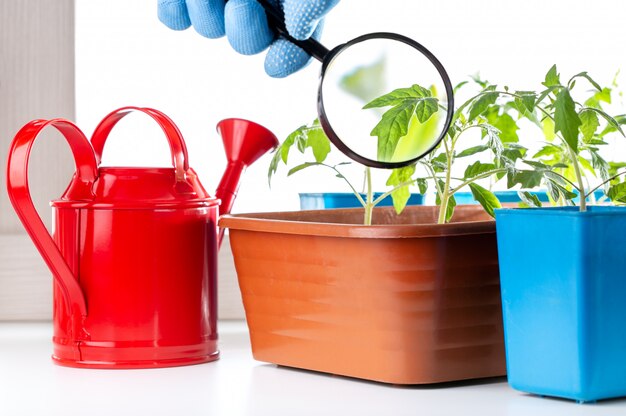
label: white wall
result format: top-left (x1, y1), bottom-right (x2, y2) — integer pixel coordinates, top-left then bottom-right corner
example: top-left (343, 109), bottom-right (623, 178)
top-left (76, 0), bottom-right (626, 214)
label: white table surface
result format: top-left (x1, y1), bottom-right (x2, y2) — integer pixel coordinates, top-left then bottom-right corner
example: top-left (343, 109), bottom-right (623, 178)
top-left (1, 321), bottom-right (625, 416)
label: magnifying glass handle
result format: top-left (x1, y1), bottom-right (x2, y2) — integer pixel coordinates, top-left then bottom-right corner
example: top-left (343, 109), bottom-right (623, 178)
top-left (256, 0), bottom-right (330, 62)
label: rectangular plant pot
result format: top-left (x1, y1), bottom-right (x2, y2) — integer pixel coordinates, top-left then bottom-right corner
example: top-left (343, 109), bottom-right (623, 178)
top-left (299, 192), bottom-right (424, 210)
top-left (220, 205), bottom-right (506, 384)
top-left (495, 206), bottom-right (626, 402)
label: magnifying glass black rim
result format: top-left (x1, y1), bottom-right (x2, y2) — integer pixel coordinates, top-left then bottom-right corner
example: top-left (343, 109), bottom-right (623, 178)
top-left (317, 32), bottom-right (455, 170)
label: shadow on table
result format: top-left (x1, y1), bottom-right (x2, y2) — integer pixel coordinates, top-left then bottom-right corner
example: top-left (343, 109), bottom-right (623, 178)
top-left (252, 362), bottom-right (507, 389)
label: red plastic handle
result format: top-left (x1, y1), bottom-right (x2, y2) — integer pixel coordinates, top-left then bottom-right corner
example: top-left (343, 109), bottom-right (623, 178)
top-left (91, 106), bottom-right (190, 182)
top-left (6, 119), bottom-right (98, 320)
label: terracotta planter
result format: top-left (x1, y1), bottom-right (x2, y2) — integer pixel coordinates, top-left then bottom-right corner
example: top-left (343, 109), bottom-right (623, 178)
top-left (219, 205), bottom-right (506, 384)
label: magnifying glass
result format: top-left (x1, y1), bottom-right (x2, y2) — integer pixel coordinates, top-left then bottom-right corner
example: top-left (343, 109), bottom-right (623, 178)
top-left (258, 0), bottom-right (454, 169)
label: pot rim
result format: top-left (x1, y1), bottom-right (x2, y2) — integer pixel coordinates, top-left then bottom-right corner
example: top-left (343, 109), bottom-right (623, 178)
top-left (495, 205), bottom-right (624, 218)
top-left (220, 205), bottom-right (495, 239)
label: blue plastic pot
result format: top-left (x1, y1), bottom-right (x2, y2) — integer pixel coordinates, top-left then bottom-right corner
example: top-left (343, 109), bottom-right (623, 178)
top-left (455, 190), bottom-right (551, 205)
top-left (455, 189), bottom-right (605, 205)
top-left (495, 206), bottom-right (626, 402)
top-left (299, 192), bottom-right (424, 210)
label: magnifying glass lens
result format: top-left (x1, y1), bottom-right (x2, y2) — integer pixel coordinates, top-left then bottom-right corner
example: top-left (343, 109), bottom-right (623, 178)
top-left (319, 36), bottom-right (453, 168)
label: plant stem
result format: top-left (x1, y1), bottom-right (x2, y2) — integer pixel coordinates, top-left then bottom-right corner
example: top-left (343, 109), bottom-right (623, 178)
top-left (363, 167), bottom-right (374, 226)
top-left (585, 169), bottom-right (626, 198)
top-left (421, 161), bottom-right (444, 195)
top-left (437, 139), bottom-right (454, 225)
top-left (449, 168), bottom-right (509, 195)
top-left (567, 145), bottom-right (587, 212)
top-left (437, 187), bottom-right (450, 224)
top-left (372, 179), bottom-right (418, 205)
top-left (318, 163), bottom-right (366, 207)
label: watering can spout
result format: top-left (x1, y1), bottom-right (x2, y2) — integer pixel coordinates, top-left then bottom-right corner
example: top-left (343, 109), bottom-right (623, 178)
top-left (215, 118), bottom-right (278, 219)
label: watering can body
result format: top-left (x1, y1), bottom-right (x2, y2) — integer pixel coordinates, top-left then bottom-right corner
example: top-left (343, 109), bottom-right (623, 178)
top-left (6, 107), bottom-right (278, 368)
top-left (51, 168), bottom-right (220, 368)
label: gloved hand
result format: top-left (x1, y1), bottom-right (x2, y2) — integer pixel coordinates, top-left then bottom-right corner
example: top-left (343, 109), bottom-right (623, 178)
top-left (158, 0), bottom-right (340, 78)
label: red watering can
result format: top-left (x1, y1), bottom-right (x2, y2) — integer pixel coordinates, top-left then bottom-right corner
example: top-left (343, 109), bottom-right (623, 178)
top-left (6, 106), bottom-right (278, 368)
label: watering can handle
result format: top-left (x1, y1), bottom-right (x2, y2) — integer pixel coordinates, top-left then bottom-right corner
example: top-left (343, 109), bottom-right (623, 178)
top-left (6, 119), bottom-right (98, 321)
top-left (91, 106), bottom-right (190, 182)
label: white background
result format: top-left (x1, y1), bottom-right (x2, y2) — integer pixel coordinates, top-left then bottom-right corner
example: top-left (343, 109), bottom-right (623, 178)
top-left (76, 0), bottom-right (626, 214)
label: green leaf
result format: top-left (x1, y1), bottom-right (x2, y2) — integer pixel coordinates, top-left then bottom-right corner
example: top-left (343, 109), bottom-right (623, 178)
top-left (543, 65), bottom-right (561, 87)
top-left (579, 109), bottom-right (600, 142)
top-left (587, 138), bottom-right (608, 145)
top-left (456, 145), bottom-right (489, 158)
top-left (370, 101), bottom-right (416, 161)
top-left (599, 114), bottom-right (626, 137)
top-left (277, 119), bottom-right (332, 165)
top-left (468, 88), bottom-right (498, 121)
top-left (485, 107), bottom-right (519, 142)
top-left (268, 149), bottom-right (281, 186)
top-left (386, 164), bottom-right (416, 214)
top-left (502, 143), bottom-right (527, 163)
top-left (554, 88), bottom-right (582, 153)
top-left (518, 191), bottom-right (543, 208)
top-left (445, 195), bottom-right (457, 222)
top-left (568, 71), bottom-right (602, 91)
top-left (295, 131), bottom-right (307, 153)
top-left (480, 124), bottom-right (504, 159)
top-left (280, 126), bottom-right (302, 162)
top-left (365, 84), bottom-right (439, 161)
top-left (523, 160), bottom-right (551, 170)
top-left (546, 178), bottom-right (577, 201)
top-left (508, 170), bottom-right (544, 189)
top-left (469, 183), bottom-right (501, 218)
top-left (453, 80), bottom-right (469, 94)
top-left (447, 123), bottom-right (460, 140)
top-left (338, 56), bottom-right (386, 103)
top-left (393, 109), bottom-right (442, 161)
top-left (516, 91), bottom-right (537, 111)
top-left (287, 162), bottom-right (320, 176)
top-left (609, 161), bottom-right (626, 177)
top-left (464, 161), bottom-right (496, 180)
top-left (305, 127), bottom-right (331, 162)
top-left (536, 86), bottom-right (558, 107)
top-left (416, 178), bottom-right (428, 195)
top-left (431, 152), bottom-right (448, 172)
top-left (533, 144), bottom-right (561, 159)
top-left (268, 125), bottom-right (301, 185)
top-left (585, 87), bottom-right (612, 108)
top-left (363, 84), bottom-right (435, 110)
top-left (590, 149), bottom-right (610, 182)
top-left (585, 107), bottom-right (625, 136)
top-left (470, 73), bottom-right (489, 88)
top-left (608, 182), bottom-right (626, 203)
top-left (543, 170), bottom-right (568, 185)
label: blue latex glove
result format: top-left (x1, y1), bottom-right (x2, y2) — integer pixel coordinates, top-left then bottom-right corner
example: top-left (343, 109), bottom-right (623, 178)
top-left (158, 0), bottom-right (340, 78)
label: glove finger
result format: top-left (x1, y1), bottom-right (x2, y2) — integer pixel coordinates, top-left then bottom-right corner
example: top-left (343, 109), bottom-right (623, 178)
top-left (225, 0), bottom-right (274, 55)
top-left (186, 0), bottom-right (226, 38)
top-left (283, 0), bottom-right (339, 41)
top-left (265, 21), bottom-right (323, 78)
top-left (158, 0), bottom-right (192, 30)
